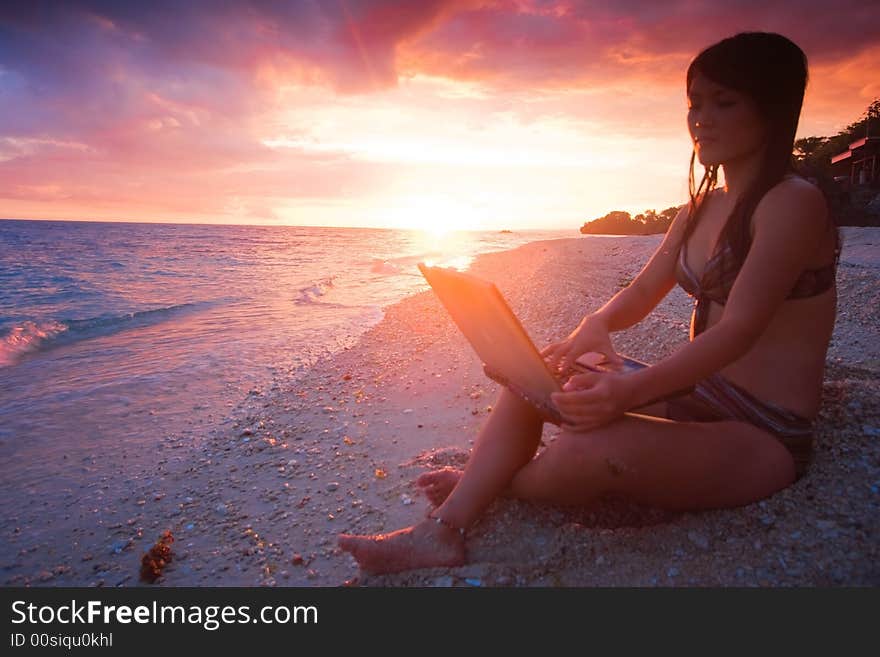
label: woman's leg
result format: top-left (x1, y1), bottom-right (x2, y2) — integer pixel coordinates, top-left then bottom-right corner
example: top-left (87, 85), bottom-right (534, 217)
top-left (429, 387), bottom-right (545, 528)
top-left (416, 401), bottom-right (673, 507)
top-left (339, 397), bottom-right (796, 574)
top-left (337, 388), bottom-right (545, 573)
top-left (508, 413), bottom-right (796, 510)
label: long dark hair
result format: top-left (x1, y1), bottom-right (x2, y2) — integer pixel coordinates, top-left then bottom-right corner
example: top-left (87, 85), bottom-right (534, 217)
top-left (683, 32), bottom-right (834, 269)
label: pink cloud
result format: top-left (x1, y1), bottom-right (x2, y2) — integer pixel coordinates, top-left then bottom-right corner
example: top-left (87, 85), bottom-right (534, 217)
top-left (401, 1), bottom-right (879, 89)
top-left (1, 1), bottom-right (877, 222)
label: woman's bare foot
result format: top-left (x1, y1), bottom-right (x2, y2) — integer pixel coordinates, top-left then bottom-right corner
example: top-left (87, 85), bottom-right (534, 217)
top-left (416, 467), bottom-right (463, 506)
top-left (338, 517), bottom-right (466, 575)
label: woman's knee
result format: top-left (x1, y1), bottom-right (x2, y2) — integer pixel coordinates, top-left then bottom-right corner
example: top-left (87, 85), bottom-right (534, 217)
top-left (507, 431), bottom-right (614, 504)
top-left (530, 431), bottom-right (613, 484)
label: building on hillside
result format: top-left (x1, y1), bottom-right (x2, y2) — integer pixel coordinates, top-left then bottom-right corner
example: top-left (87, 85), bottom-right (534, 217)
top-left (831, 136), bottom-right (880, 187)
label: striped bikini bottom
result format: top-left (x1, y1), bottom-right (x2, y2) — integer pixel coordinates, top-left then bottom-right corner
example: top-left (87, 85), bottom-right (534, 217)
top-left (665, 373), bottom-right (814, 479)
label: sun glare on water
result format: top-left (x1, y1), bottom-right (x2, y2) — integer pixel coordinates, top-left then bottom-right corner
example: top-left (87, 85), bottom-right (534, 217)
top-left (386, 197), bottom-right (491, 270)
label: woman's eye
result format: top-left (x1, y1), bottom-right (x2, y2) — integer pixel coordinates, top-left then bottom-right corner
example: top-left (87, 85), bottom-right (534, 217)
top-left (717, 100), bottom-right (736, 108)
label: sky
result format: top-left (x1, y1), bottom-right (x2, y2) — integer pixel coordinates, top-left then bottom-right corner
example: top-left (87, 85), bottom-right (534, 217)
top-left (1, 1), bottom-right (878, 231)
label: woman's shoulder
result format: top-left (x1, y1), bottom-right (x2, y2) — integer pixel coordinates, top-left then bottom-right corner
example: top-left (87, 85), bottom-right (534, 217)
top-left (765, 173), bottom-right (826, 206)
top-left (754, 174), bottom-right (828, 234)
top-left (748, 174), bottom-right (835, 266)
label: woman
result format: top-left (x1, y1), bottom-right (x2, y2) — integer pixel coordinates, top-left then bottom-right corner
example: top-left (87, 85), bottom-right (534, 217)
top-left (339, 32), bottom-right (840, 575)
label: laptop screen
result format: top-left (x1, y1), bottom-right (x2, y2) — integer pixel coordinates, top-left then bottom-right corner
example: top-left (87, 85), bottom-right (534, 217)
top-left (418, 263), bottom-right (562, 409)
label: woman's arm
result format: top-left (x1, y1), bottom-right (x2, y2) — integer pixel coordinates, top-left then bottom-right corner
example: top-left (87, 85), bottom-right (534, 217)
top-left (553, 180), bottom-right (829, 429)
top-left (627, 179), bottom-right (829, 408)
top-left (592, 205), bottom-right (689, 332)
top-left (543, 206), bottom-right (690, 371)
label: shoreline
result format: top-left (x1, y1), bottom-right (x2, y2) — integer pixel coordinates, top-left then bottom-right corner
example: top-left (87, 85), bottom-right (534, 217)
top-left (2, 230), bottom-right (878, 586)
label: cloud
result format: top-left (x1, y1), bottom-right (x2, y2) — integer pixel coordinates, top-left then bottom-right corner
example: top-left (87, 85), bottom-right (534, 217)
top-left (401, 0), bottom-right (880, 90)
top-left (0, 1), bottom-right (877, 223)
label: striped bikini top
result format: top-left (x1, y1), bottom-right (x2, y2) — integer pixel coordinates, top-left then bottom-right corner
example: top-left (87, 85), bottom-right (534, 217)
top-left (675, 234), bottom-right (838, 337)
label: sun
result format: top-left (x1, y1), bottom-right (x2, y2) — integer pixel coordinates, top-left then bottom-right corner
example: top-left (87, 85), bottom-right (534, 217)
top-left (424, 223), bottom-right (453, 238)
top-left (384, 196), bottom-right (487, 233)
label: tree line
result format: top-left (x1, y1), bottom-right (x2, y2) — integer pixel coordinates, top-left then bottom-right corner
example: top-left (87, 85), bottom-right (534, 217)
top-left (579, 206), bottom-right (681, 235)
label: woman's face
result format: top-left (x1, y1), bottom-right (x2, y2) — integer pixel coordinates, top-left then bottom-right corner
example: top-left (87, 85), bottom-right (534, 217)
top-left (687, 72), bottom-right (767, 167)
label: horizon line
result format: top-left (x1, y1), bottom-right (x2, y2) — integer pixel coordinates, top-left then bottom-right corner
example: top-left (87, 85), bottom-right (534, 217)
top-left (0, 217), bottom-right (582, 233)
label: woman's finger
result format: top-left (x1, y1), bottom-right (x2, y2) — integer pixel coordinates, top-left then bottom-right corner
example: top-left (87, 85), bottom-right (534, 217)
top-left (603, 344), bottom-right (624, 365)
top-left (557, 404), bottom-right (605, 422)
top-left (541, 339), bottom-right (568, 357)
top-left (562, 420), bottom-right (602, 433)
top-left (548, 351), bottom-right (573, 373)
top-left (560, 352), bottom-right (577, 371)
top-left (562, 371), bottom-right (601, 391)
top-left (553, 385), bottom-right (608, 407)
top-left (539, 343), bottom-right (557, 357)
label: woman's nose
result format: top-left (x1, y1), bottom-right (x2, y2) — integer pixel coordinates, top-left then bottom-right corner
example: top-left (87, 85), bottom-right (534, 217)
top-left (692, 115), bottom-right (712, 131)
top-left (692, 107), bottom-right (714, 128)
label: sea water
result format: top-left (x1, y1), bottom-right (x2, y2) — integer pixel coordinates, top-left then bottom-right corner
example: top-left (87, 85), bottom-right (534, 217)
top-left (0, 219), bottom-right (570, 488)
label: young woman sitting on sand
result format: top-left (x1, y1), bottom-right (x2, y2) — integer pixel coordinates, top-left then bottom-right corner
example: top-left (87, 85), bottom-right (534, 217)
top-left (339, 32), bottom-right (840, 575)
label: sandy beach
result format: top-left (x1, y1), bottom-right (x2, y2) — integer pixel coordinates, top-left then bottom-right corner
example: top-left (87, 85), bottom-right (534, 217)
top-left (3, 228), bottom-right (878, 587)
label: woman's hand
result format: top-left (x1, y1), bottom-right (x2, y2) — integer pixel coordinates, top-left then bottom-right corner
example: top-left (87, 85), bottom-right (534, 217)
top-left (551, 370), bottom-right (635, 431)
top-left (541, 314), bottom-right (622, 374)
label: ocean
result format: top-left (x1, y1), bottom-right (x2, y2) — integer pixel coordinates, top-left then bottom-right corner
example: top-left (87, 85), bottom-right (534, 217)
top-left (0, 219), bottom-right (571, 489)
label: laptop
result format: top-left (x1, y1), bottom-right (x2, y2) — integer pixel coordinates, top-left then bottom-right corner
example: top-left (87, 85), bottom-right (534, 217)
top-left (417, 263), bottom-right (649, 424)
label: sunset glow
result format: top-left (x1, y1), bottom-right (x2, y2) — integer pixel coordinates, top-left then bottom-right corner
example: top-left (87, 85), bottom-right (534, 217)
top-left (1, 1), bottom-right (878, 229)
